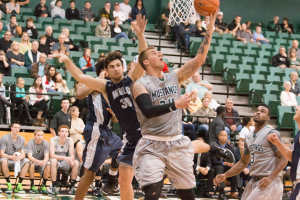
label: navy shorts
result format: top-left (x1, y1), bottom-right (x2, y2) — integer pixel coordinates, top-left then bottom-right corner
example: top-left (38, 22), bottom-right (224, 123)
top-left (291, 182), bottom-right (300, 200)
top-left (83, 123), bottom-right (123, 173)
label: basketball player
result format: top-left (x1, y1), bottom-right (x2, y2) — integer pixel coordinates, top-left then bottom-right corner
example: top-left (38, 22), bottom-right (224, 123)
top-left (267, 105), bottom-right (300, 200)
top-left (214, 104), bottom-right (288, 200)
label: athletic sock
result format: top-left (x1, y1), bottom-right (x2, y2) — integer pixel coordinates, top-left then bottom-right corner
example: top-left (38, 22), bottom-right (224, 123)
top-left (5, 177), bottom-right (10, 183)
top-left (19, 178), bottom-right (23, 183)
top-left (70, 179), bottom-right (76, 187)
top-left (43, 179), bottom-right (48, 186)
top-left (30, 179), bottom-right (34, 187)
top-left (52, 181), bottom-right (57, 187)
top-left (107, 169), bottom-right (118, 185)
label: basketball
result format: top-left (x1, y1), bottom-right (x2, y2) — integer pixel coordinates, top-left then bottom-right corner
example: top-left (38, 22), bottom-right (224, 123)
top-left (194, 0), bottom-right (220, 16)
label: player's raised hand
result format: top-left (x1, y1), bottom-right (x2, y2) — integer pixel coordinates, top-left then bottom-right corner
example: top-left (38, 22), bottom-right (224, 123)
top-left (132, 14), bottom-right (148, 36)
top-left (213, 174), bottom-right (226, 186)
top-left (267, 133), bottom-right (280, 145)
top-left (207, 9), bottom-right (219, 31)
top-left (52, 53), bottom-right (70, 63)
top-left (175, 91), bottom-right (197, 110)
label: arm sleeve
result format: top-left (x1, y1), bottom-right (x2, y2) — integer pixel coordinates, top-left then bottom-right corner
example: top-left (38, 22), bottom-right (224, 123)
top-left (135, 93), bottom-right (176, 119)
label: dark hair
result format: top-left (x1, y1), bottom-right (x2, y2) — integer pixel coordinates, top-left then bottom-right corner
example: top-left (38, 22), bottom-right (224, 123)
top-left (61, 97), bottom-right (69, 104)
top-left (241, 116), bottom-right (252, 126)
top-left (55, 0), bottom-right (62, 6)
top-left (10, 14), bottom-right (16, 19)
top-left (31, 76), bottom-right (44, 90)
top-left (26, 17), bottom-right (34, 23)
top-left (216, 106), bottom-right (226, 115)
top-left (96, 59), bottom-right (105, 76)
top-left (85, 1), bottom-right (90, 4)
top-left (283, 17), bottom-right (289, 22)
top-left (134, 0), bottom-right (144, 7)
top-left (46, 66), bottom-right (57, 83)
top-left (10, 122), bottom-right (20, 128)
top-left (70, 0), bottom-right (75, 4)
top-left (235, 15), bottom-right (241, 18)
top-left (138, 46), bottom-right (155, 70)
top-left (104, 51), bottom-right (123, 69)
top-left (258, 103), bottom-right (271, 116)
top-left (39, 35), bottom-right (47, 40)
top-left (105, 1), bottom-right (110, 5)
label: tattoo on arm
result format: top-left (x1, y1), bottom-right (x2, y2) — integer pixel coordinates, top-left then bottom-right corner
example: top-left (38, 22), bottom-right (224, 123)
top-left (132, 82), bottom-right (148, 99)
top-left (197, 33), bottom-right (210, 55)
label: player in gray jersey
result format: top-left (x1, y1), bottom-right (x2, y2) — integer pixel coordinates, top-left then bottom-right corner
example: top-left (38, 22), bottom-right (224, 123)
top-left (27, 129), bottom-right (50, 194)
top-left (214, 104), bottom-right (288, 200)
top-left (0, 123), bottom-right (30, 194)
top-left (48, 125), bottom-right (79, 195)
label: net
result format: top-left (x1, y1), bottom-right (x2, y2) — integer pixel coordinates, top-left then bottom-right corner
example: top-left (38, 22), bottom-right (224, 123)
top-left (168, 0), bottom-right (197, 27)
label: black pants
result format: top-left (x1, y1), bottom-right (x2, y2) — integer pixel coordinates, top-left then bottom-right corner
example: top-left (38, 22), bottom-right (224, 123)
top-left (196, 167), bottom-right (215, 192)
top-left (240, 171), bottom-right (251, 187)
top-left (32, 99), bottom-right (47, 117)
top-left (213, 165), bottom-right (241, 192)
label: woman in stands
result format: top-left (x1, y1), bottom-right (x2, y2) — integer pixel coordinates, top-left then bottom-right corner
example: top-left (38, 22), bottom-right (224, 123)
top-left (51, 0), bottom-right (65, 19)
top-left (111, 16), bottom-right (129, 42)
top-left (62, 28), bottom-right (80, 52)
top-left (0, 74), bottom-right (12, 124)
top-left (289, 49), bottom-right (300, 71)
top-left (0, 50), bottom-right (11, 76)
top-left (79, 48), bottom-right (95, 74)
top-left (95, 17), bottom-right (111, 38)
top-left (38, 35), bottom-right (51, 55)
top-left (19, 32), bottom-right (32, 55)
top-left (281, 81), bottom-right (297, 108)
top-left (195, 19), bottom-right (206, 39)
top-left (68, 106), bottom-right (85, 143)
top-left (238, 116), bottom-right (255, 142)
top-left (281, 17), bottom-right (293, 34)
top-left (204, 91), bottom-right (220, 111)
top-left (128, 20), bottom-right (137, 43)
top-left (290, 71), bottom-right (300, 96)
top-left (42, 66), bottom-right (58, 92)
top-left (131, 0), bottom-right (146, 20)
top-left (6, 0), bottom-right (20, 15)
top-left (6, 41), bottom-right (25, 67)
top-left (28, 76), bottom-right (48, 127)
top-left (54, 72), bottom-right (70, 94)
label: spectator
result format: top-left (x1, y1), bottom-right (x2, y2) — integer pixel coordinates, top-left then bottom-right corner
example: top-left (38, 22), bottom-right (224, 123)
top-left (0, 13), bottom-right (6, 30)
top-left (0, 3), bottom-right (5, 14)
top-left (0, 50), bottom-right (11, 76)
top-left (79, 48), bottom-right (95, 74)
top-left (19, 32), bottom-right (32, 54)
top-left (289, 49), bottom-right (300, 71)
top-left (53, 46), bottom-right (71, 71)
top-left (38, 35), bottom-right (51, 55)
top-left (6, 0), bottom-right (20, 14)
top-left (28, 76), bottom-right (48, 126)
top-left (45, 26), bottom-right (56, 46)
top-left (21, 17), bottom-right (38, 39)
top-left (50, 98), bottom-right (71, 137)
top-left (187, 89), bottom-right (202, 114)
top-left (34, 0), bottom-right (50, 17)
top-left (245, 21), bottom-right (252, 34)
top-left (0, 21), bottom-right (6, 38)
top-left (66, 0), bottom-right (80, 20)
top-left (128, 20), bottom-right (137, 43)
top-left (0, 31), bottom-right (12, 53)
top-left (51, 34), bottom-right (70, 55)
top-left (49, 0), bottom-right (55, 10)
top-left (6, 41), bottom-right (25, 67)
top-left (161, 2), bottom-right (170, 36)
top-left (186, 72), bottom-right (213, 99)
top-left (203, 91), bottom-right (220, 110)
top-left (238, 116), bottom-right (254, 142)
top-left (119, 0), bottom-right (132, 22)
top-left (228, 15), bottom-right (241, 37)
top-left (280, 81), bottom-right (297, 107)
top-left (272, 46), bottom-right (290, 71)
top-left (281, 17), bottom-right (293, 34)
top-left (113, 3), bottom-right (126, 24)
top-left (288, 40), bottom-right (300, 59)
top-left (16, 0), bottom-right (29, 7)
top-left (252, 26), bottom-right (269, 44)
top-left (55, 72), bottom-right (70, 94)
top-left (0, 123), bottom-right (30, 194)
top-left (111, 16), bottom-right (128, 41)
top-left (209, 106), bottom-right (226, 143)
top-left (131, 0), bottom-right (146, 20)
top-left (290, 72), bottom-right (300, 96)
top-left (95, 17), bottom-right (111, 38)
top-left (195, 19), bottom-right (206, 39)
top-left (68, 106), bottom-right (85, 143)
top-left (236, 23), bottom-right (253, 44)
top-left (97, 2), bottom-right (113, 24)
top-left (79, 1), bottom-right (96, 22)
top-left (0, 74), bottom-right (12, 124)
top-left (51, 0), bottom-right (65, 19)
top-left (24, 40), bottom-right (41, 69)
top-left (30, 53), bottom-right (49, 78)
top-left (127, 61), bottom-right (135, 73)
top-left (6, 14), bottom-right (18, 37)
top-left (267, 16), bottom-right (282, 32)
top-left (214, 11), bottom-right (228, 36)
top-left (62, 28), bottom-right (80, 52)
top-left (42, 66), bottom-right (57, 92)
top-left (224, 98), bottom-right (242, 134)
top-left (179, 21), bottom-right (196, 50)
top-left (201, 16), bottom-right (215, 31)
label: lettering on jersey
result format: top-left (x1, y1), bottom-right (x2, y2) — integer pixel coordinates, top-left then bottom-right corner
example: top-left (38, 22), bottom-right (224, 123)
top-left (151, 85), bottom-right (178, 101)
top-left (249, 144), bottom-right (264, 153)
top-left (112, 87), bottom-right (131, 100)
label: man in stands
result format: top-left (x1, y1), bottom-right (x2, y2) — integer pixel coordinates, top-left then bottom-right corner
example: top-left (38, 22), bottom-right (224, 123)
top-left (236, 23), bottom-right (253, 44)
top-left (21, 17), bottom-right (39, 39)
top-left (224, 98), bottom-right (242, 136)
top-left (45, 26), bottom-right (56, 46)
top-left (272, 46), bottom-right (290, 71)
top-left (0, 31), bottom-right (12, 53)
top-left (97, 2), bottom-right (113, 24)
top-left (48, 125), bottom-right (79, 195)
top-left (228, 15), bottom-right (241, 37)
top-left (214, 11), bottom-right (228, 36)
top-left (50, 98), bottom-right (71, 137)
top-left (288, 40), bottom-right (300, 59)
top-left (6, 15), bottom-right (18, 38)
top-left (79, 1), bottom-right (96, 22)
top-left (0, 123), bottom-right (30, 194)
top-left (113, 3), bottom-right (126, 24)
top-left (27, 129), bottom-right (50, 194)
top-left (52, 34), bottom-right (70, 55)
top-left (252, 26), bottom-right (269, 44)
top-left (24, 41), bottom-right (41, 70)
top-left (210, 106), bottom-right (226, 143)
top-left (186, 72), bottom-right (213, 99)
top-left (161, 2), bottom-right (171, 37)
top-left (30, 53), bottom-right (49, 78)
top-left (267, 16), bottom-right (282, 32)
top-left (119, 0), bottom-right (132, 23)
top-left (34, 0), bottom-right (50, 17)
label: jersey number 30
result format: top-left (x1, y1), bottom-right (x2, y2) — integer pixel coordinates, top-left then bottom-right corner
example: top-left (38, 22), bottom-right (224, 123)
top-left (120, 97), bottom-right (132, 109)
top-left (159, 98), bottom-right (175, 105)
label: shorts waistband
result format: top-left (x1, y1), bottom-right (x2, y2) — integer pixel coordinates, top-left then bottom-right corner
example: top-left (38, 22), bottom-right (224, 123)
top-left (142, 134), bottom-right (183, 141)
top-left (86, 122), bottom-right (110, 130)
top-left (253, 176), bottom-right (268, 181)
top-left (124, 128), bottom-right (141, 134)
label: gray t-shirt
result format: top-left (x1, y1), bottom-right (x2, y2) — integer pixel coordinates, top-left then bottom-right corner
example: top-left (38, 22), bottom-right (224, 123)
top-left (0, 133), bottom-right (25, 155)
top-left (26, 139), bottom-right (49, 160)
top-left (6, 2), bottom-right (20, 11)
top-left (50, 136), bottom-right (71, 156)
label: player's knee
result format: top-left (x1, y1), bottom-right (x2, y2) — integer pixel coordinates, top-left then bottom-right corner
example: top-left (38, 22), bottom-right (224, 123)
top-left (30, 163), bottom-right (35, 168)
top-left (2, 159), bottom-right (8, 166)
top-left (177, 189), bottom-right (195, 200)
top-left (74, 160), bottom-right (79, 167)
top-left (143, 180), bottom-right (163, 200)
top-left (50, 159), bottom-right (57, 165)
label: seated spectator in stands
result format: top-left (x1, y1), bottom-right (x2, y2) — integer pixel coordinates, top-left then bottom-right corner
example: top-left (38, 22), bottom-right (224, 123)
top-left (0, 50), bottom-right (11, 76)
top-left (0, 31), bottom-right (12, 53)
top-left (69, 106), bottom-right (85, 143)
top-left (45, 26), bottom-right (56, 46)
top-left (6, 41), bottom-right (25, 67)
top-left (187, 89), bottom-right (202, 114)
top-left (204, 91), bottom-right (220, 110)
top-left (55, 72), bottom-right (70, 94)
top-left (182, 120), bottom-right (196, 141)
top-left (195, 19), bottom-right (206, 39)
top-left (66, 0), bottom-right (79, 20)
top-left (34, 0), bottom-right (50, 17)
top-left (49, 0), bottom-right (55, 10)
top-left (79, 1), bottom-right (96, 22)
top-left (113, 3), bottom-right (125, 24)
top-left (24, 40), bottom-right (41, 69)
top-left (272, 46), bottom-right (290, 71)
top-left (79, 48), bottom-right (95, 74)
top-left (132, 0), bottom-right (146, 20)
top-left (281, 17), bottom-right (293, 34)
top-left (234, 140), bottom-right (251, 188)
top-left (27, 130), bottom-right (50, 194)
top-left (110, 16), bottom-right (128, 41)
top-left (161, 2), bottom-right (170, 36)
top-left (97, 2), bottom-right (113, 24)
top-left (30, 53), bottom-right (49, 78)
top-left (267, 16), bottom-right (282, 32)
top-left (201, 16), bottom-right (215, 31)
top-left (50, 98), bottom-right (71, 136)
top-left (0, 21), bottom-right (6, 38)
top-left (53, 46), bottom-right (72, 71)
top-left (289, 49), bottom-right (300, 71)
top-left (42, 66), bottom-right (57, 92)
top-left (0, 74), bottom-right (12, 124)
top-left (224, 98), bottom-right (242, 135)
top-left (245, 21), bottom-right (252, 34)
top-left (16, 0), bottom-right (29, 7)
top-left (19, 32), bottom-right (32, 55)
top-left (281, 81), bottom-right (297, 107)
top-left (127, 61), bottom-right (135, 72)
top-left (62, 28), bottom-right (80, 52)
top-left (120, 0), bottom-right (132, 22)
top-left (21, 17), bottom-right (38, 39)
top-left (38, 35), bottom-right (51, 55)
top-left (288, 40), bottom-right (300, 59)
top-left (209, 106), bottom-right (226, 143)
top-left (52, 34), bottom-right (70, 55)
top-left (186, 72), bottom-right (213, 99)
top-left (0, 123), bottom-right (30, 194)
top-left (51, 0), bottom-right (65, 19)
top-left (95, 17), bottom-right (111, 38)
top-left (290, 72), bottom-right (300, 96)
top-left (29, 76), bottom-right (48, 127)
top-left (193, 137), bottom-right (215, 198)
top-left (214, 11), bottom-right (228, 36)
top-left (49, 125), bottom-right (79, 195)
top-left (211, 131), bottom-right (241, 199)
top-left (252, 26), bottom-right (269, 44)
top-left (6, 14), bottom-right (18, 38)
top-left (228, 15), bottom-right (241, 37)
top-left (6, 0), bottom-right (20, 14)
top-left (236, 23), bottom-right (253, 44)
top-left (238, 116), bottom-right (254, 142)
top-left (128, 20), bottom-right (137, 43)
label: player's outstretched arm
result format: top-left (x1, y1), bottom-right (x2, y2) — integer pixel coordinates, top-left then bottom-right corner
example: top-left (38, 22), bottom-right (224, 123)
top-left (128, 14), bottom-right (148, 82)
top-left (267, 133), bottom-right (292, 162)
top-left (175, 10), bottom-right (218, 85)
top-left (76, 84), bottom-right (94, 100)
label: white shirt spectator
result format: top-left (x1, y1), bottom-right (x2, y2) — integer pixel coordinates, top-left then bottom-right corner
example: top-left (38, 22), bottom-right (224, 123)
top-left (113, 10), bottom-right (126, 24)
top-left (208, 99), bottom-right (220, 110)
top-left (50, 0), bottom-right (56, 10)
top-left (280, 91), bottom-right (297, 106)
top-left (51, 6), bottom-right (65, 18)
top-left (239, 126), bottom-right (254, 140)
top-left (119, 2), bottom-right (132, 20)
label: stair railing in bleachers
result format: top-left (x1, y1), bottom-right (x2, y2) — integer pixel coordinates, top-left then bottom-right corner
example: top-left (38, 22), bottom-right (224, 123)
top-left (249, 89), bottom-right (264, 107)
top-left (221, 68), bottom-right (236, 98)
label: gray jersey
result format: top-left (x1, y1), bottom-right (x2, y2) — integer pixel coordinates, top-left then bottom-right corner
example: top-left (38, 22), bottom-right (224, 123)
top-left (244, 125), bottom-right (281, 177)
top-left (50, 136), bottom-right (71, 156)
top-left (0, 133), bottom-right (25, 155)
top-left (132, 71), bottom-right (182, 137)
top-left (26, 139), bottom-right (49, 160)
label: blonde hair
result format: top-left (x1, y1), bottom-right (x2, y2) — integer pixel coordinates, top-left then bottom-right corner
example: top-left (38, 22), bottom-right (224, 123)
top-left (0, 74), bottom-right (3, 88)
top-left (11, 40), bottom-right (19, 49)
top-left (290, 71), bottom-right (298, 78)
top-left (290, 49), bottom-right (297, 57)
top-left (129, 21), bottom-right (136, 32)
top-left (17, 77), bottom-right (24, 86)
top-left (21, 32), bottom-right (30, 45)
top-left (34, 129), bottom-right (44, 136)
top-left (69, 106), bottom-right (79, 115)
top-left (62, 28), bottom-right (70, 36)
top-left (0, 50), bottom-right (7, 62)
